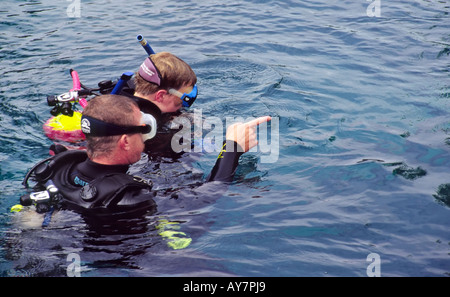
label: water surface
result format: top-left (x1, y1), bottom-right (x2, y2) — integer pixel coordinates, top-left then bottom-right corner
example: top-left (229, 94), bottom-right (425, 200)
top-left (0, 0), bottom-right (449, 276)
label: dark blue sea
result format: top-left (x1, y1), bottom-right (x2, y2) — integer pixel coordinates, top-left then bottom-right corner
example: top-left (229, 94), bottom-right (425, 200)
top-left (0, 0), bottom-right (449, 277)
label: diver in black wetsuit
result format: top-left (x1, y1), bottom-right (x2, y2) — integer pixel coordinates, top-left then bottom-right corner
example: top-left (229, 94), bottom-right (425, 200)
top-left (21, 94), bottom-right (271, 216)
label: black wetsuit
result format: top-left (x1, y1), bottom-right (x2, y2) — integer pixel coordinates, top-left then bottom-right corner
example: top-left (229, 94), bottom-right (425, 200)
top-left (70, 159), bottom-right (129, 187)
top-left (24, 140), bottom-right (244, 216)
top-left (70, 140), bottom-right (242, 186)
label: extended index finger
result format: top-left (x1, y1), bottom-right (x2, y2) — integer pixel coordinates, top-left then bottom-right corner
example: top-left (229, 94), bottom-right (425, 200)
top-left (245, 116), bottom-right (272, 128)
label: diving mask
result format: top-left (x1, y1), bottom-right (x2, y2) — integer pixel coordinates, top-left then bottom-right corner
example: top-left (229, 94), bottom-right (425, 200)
top-left (81, 112), bottom-right (157, 142)
top-left (168, 84), bottom-right (198, 108)
top-left (140, 112), bottom-right (157, 141)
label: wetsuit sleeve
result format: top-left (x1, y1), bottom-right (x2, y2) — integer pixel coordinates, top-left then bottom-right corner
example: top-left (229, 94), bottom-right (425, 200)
top-left (206, 140), bottom-right (244, 182)
top-left (153, 141), bottom-right (244, 210)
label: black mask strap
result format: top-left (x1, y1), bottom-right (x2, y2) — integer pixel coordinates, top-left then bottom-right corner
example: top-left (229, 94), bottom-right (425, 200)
top-left (81, 115), bottom-right (151, 137)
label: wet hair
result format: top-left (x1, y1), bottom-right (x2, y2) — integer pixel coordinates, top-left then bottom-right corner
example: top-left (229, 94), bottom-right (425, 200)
top-left (82, 94), bottom-right (139, 159)
top-left (134, 52), bottom-right (197, 95)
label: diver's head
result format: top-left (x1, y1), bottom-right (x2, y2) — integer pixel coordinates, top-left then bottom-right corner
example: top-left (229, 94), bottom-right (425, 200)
top-left (81, 95), bottom-right (156, 165)
top-left (134, 52), bottom-right (197, 113)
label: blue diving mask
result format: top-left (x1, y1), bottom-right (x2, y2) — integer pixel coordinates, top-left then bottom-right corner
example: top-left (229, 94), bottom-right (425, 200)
top-left (168, 84), bottom-right (198, 108)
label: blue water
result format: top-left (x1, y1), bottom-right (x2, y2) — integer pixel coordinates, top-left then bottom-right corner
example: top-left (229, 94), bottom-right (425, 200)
top-left (0, 0), bottom-right (449, 277)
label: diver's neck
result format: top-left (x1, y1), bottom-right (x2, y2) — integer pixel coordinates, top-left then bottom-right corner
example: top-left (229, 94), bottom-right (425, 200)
top-left (134, 92), bottom-right (156, 102)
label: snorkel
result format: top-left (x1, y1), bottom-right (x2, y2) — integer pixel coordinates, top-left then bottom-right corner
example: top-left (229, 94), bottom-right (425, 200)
top-left (111, 71), bottom-right (134, 95)
top-left (111, 35), bottom-right (154, 95)
top-left (137, 34), bottom-right (156, 55)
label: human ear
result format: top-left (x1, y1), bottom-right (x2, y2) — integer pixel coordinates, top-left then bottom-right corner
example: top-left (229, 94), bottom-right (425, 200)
top-left (154, 89), bottom-right (168, 103)
top-left (119, 134), bottom-right (131, 151)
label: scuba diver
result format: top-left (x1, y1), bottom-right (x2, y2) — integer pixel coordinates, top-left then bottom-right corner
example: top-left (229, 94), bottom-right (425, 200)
top-left (108, 51), bottom-right (198, 155)
top-left (133, 52), bottom-right (197, 114)
top-left (21, 94), bottom-right (271, 217)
